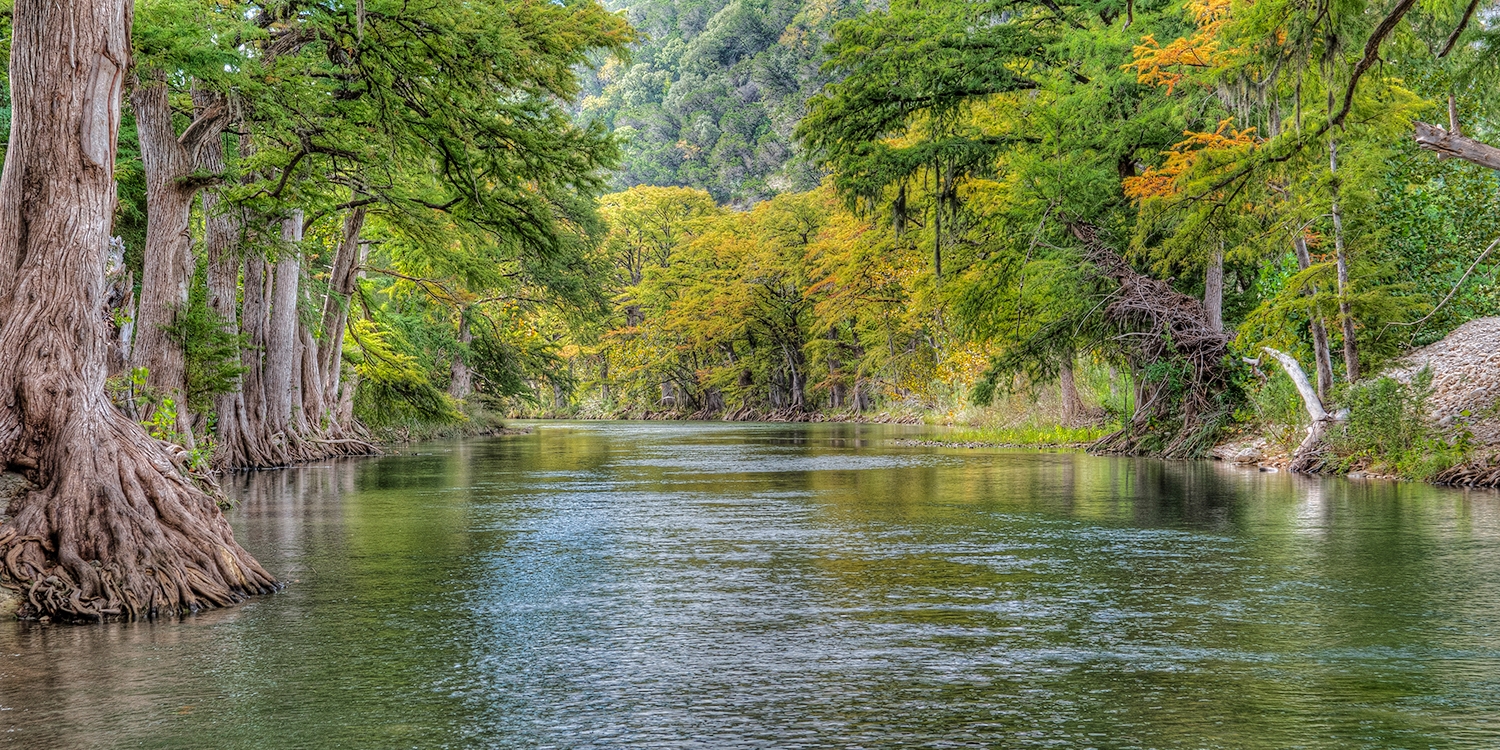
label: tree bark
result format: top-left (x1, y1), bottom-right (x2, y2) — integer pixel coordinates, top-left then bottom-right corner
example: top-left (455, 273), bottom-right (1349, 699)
top-left (1204, 242), bottom-right (1224, 333)
top-left (1329, 140), bottom-right (1359, 382)
top-left (200, 119), bottom-right (267, 470)
top-left (318, 204), bottom-right (368, 409)
top-left (265, 214), bottom-right (304, 440)
top-left (1059, 358), bottom-right (1085, 424)
top-left (0, 0), bottom-right (275, 621)
top-left (449, 312), bottom-right (473, 400)
top-left (1293, 235), bottom-right (1335, 405)
top-left (1414, 122), bottom-right (1500, 170)
top-left (128, 75), bottom-right (228, 447)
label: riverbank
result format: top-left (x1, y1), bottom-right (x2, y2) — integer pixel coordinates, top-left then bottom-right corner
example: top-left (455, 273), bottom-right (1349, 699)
top-left (1223, 317), bottom-right (1500, 488)
top-left (369, 407), bottom-right (532, 446)
top-left (518, 406), bottom-right (929, 425)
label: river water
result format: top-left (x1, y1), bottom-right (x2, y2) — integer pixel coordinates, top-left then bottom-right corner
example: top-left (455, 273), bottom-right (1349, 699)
top-left (2, 421), bottom-right (1500, 749)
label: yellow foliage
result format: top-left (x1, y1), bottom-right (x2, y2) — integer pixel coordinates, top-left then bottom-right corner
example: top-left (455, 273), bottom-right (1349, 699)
top-left (1123, 119), bottom-right (1261, 201)
top-left (1126, 0), bottom-right (1235, 93)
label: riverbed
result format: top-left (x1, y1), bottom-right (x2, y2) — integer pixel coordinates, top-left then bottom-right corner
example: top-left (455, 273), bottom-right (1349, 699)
top-left (3, 421), bottom-right (1499, 748)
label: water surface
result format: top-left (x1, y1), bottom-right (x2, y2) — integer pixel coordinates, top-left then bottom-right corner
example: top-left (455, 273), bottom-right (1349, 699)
top-left (3, 421), bottom-right (1499, 748)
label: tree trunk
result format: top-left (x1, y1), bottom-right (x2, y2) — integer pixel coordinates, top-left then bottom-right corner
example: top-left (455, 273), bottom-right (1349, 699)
top-left (129, 77), bottom-right (222, 448)
top-left (240, 251), bottom-right (273, 438)
top-left (1059, 358), bottom-right (1085, 424)
top-left (1329, 140), bottom-right (1359, 382)
top-left (265, 214), bottom-right (304, 440)
top-left (0, 0), bottom-right (275, 621)
top-left (599, 355), bottom-right (611, 406)
top-left (1204, 242), bottom-right (1224, 333)
top-left (318, 203), bottom-right (367, 409)
top-left (299, 320), bottom-right (325, 431)
top-left (104, 237), bottom-right (135, 378)
top-left (200, 119), bottom-right (263, 470)
top-left (1293, 234), bottom-right (1335, 405)
top-left (129, 77), bottom-right (228, 446)
top-left (449, 312), bottom-right (473, 400)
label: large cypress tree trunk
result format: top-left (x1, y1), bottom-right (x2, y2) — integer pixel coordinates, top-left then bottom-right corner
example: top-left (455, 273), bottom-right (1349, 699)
top-left (128, 74), bottom-right (227, 446)
top-left (265, 216), bottom-right (304, 443)
top-left (0, 0), bottom-right (275, 621)
top-left (200, 122), bottom-right (266, 470)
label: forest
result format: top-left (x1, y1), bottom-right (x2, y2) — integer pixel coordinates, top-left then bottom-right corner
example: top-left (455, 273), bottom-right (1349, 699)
top-left (0, 0), bottom-right (1496, 621)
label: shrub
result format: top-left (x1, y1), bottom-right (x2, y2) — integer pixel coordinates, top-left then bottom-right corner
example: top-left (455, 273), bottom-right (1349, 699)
top-left (1332, 368), bottom-right (1470, 479)
top-left (1245, 370), bottom-right (1308, 454)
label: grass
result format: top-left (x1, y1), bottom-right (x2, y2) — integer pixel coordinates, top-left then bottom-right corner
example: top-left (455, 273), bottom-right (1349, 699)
top-left (930, 423), bottom-right (1116, 448)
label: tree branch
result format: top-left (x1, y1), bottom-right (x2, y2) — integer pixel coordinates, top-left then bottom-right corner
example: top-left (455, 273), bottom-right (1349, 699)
top-left (1331, 0), bottom-right (1419, 128)
top-left (1262, 346), bottom-right (1327, 421)
top-left (1413, 121), bottom-right (1500, 170)
top-left (1438, 0), bottom-right (1482, 57)
top-left (178, 98), bottom-right (228, 157)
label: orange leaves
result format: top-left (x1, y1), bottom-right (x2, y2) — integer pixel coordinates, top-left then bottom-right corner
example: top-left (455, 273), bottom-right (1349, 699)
top-left (1126, 0), bottom-right (1235, 93)
top-left (1124, 119), bottom-right (1261, 201)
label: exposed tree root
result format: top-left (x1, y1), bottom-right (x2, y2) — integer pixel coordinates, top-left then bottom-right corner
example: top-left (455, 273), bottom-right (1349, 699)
top-left (1432, 456), bottom-right (1500, 488)
top-left (1068, 222), bottom-right (1235, 459)
top-left (0, 408), bottom-right (278, 622)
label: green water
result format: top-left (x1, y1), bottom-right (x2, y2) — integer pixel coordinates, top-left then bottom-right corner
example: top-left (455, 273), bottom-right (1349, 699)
top-left (2, 421), bottom-right (1499, 749)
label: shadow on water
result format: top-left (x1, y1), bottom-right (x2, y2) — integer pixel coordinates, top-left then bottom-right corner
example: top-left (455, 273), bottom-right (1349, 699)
top-left (2, 421), bottom-right (1499, 748)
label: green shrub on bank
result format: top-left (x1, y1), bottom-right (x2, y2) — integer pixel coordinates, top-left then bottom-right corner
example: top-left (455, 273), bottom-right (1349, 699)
top-left (1332, 369), bottom-right (1470, 479)
top-left (1243, 370), bottom-right (1308, 455)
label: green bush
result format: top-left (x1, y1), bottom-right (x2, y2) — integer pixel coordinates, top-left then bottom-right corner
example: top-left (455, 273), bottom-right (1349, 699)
top-left (1332, 369), bottom-right (1470, 479)
top-left (1245, 371), bottom-right (1308, 454)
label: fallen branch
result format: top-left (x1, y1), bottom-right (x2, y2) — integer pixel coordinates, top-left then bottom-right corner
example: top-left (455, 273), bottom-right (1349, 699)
top-left (1414, 122), bottom-right (1500, 170)
top-left (1262, 346), bottom-right (1347, 473)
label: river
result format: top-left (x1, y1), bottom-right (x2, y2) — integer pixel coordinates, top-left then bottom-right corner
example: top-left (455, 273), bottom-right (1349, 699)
top-left (2, 421), bottom-right (1499, 748)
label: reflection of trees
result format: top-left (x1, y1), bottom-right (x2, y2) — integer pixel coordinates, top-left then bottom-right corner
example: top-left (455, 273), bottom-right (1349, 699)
top-left (4, 428), bottom-right (1499, 747)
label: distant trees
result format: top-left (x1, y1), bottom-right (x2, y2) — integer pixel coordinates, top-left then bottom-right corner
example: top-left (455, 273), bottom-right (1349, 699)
top-left (580, 0), bottom-right (864, 202)
top-left (560, 184), bottom-right (982, 417)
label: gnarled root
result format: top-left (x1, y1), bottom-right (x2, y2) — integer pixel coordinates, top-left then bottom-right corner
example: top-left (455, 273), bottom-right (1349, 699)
top-left (1432, 455), bottom-right (1500, 488)
top-left (0, 408), bottom-right (277, 621)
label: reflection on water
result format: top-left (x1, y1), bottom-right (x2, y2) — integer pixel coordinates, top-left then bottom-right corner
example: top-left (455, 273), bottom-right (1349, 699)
top-left (3, 421), bottom-right (1500, 749)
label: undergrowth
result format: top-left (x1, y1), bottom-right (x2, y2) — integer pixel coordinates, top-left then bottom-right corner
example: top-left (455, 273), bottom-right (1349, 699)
top-left (1330, 369), bottom-right (1470, 480)
top-left (937, 423), bottom-right (1116, 447)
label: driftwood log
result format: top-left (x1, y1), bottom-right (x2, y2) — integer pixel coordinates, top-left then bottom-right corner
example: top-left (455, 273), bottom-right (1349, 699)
top-left (1261, 347), bottom-right (1349, 473)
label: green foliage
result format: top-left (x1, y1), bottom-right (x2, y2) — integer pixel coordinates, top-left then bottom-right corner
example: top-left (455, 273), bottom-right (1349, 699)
top-left (1331, 369), bottom-right (1470, 480)
top-left (345, 320), bottom-right (465, 429)
top-left (581, 0), bottom-right (860, 202)
top-left (164, 269), bottom-right (245, 417)
top-left (939, 423), bottom-right (1116, 448)
top-left (1244, 372), bottom-right (1308, 455)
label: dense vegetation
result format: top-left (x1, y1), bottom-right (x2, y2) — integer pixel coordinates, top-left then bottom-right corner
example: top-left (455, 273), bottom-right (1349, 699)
top-left (0, 0), bottom-right (1497, 620)
top-left (551, 0), bottom-right (1500, 470)
top-left (578, 0), bottom-right (865, 202)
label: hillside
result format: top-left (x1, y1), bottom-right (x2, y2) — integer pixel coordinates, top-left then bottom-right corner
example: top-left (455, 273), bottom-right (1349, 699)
top-left (579, 0), bottom-right (864, 203)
